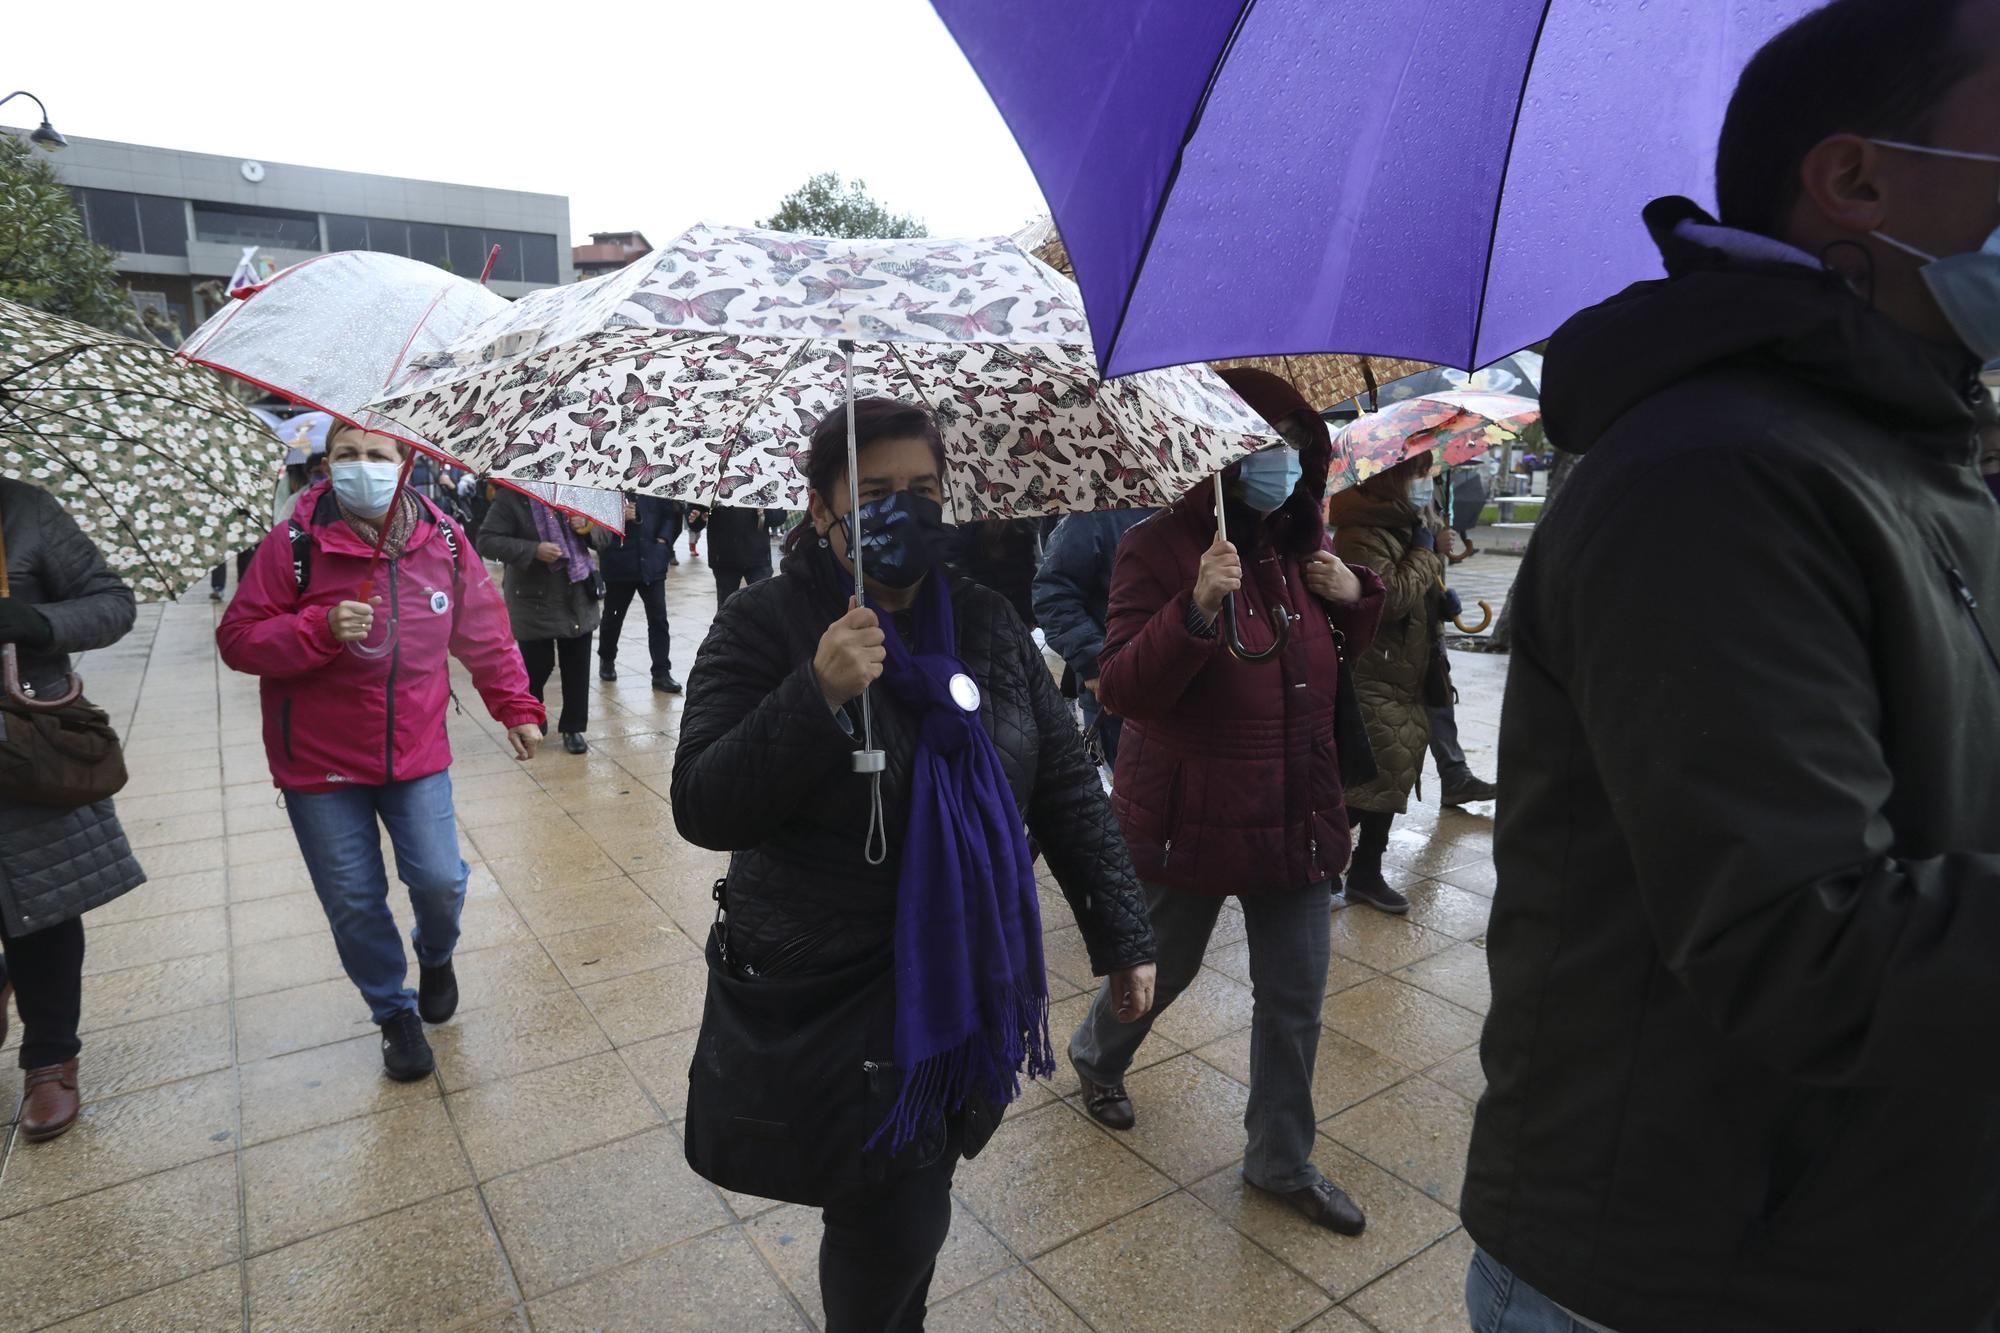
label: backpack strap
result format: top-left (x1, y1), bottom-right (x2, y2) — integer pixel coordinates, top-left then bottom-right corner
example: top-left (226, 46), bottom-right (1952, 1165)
top-left (289, 519), bottom-right (312, 594)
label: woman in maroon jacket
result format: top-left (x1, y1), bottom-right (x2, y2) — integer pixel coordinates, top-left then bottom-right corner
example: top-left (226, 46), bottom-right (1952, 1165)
top-left (1068, 368), bottom-right (1385, 1234)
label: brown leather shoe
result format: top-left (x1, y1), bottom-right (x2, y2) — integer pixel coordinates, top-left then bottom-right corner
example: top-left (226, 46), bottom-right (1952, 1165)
top-left (1267, 1175), bottom-right (1367, 1236)
top-left (1073, 1062), bottom-right (1136, 1131)
top-left (21, 1059), bottom-right (80, 1142)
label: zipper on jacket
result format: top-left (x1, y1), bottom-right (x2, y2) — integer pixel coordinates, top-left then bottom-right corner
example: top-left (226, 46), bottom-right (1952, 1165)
top-left (384, 558), bottom-right (401, 783)
top-left (1942, 560), bottom-right (2000, 677)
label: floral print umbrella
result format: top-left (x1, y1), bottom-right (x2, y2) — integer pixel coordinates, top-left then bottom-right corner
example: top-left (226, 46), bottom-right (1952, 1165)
top-left (1, 297), bottom-right (277, 599)
top-left (365, 224), bottom-right (1280, 518)
top-left (1329, 390), bottom-right (1541, 494)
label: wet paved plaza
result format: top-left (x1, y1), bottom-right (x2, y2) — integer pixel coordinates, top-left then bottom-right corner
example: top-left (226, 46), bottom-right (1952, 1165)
top-left (1, 544), bottom-right (1512, 1332)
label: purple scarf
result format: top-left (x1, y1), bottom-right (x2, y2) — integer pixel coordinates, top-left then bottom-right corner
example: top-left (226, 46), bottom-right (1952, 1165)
top-left (532, 501), bottom-right (595, 584)
top-left (853, 567), bottom-right (1053, 1154)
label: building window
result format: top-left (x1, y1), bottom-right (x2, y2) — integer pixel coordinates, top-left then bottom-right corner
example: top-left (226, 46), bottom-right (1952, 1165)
top-left (192, 202), bottom-right (321, 250)
top-left (366, 217), bottom-right (409, 257)
top-left (408, 222), bottom-right (448, 270)
top-left (76, 188), bottom-right (142, 254)
top-left (446, 225), bottom-right (487, 279)
top-left (325, 214), bottom-right (368, 251)
top-left (521, 232), bottom-right (559, 284)
top-left (483, 233), bottom-right (523, 283)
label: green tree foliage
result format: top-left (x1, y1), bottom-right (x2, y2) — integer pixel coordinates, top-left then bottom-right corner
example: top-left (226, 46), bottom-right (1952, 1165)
top-left (759, 172), bottom-right (927, 239)
top-left (0, 134), bottom-right (139, 334)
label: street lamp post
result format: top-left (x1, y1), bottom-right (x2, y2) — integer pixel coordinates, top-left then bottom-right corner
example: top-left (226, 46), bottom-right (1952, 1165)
top-left (0, 91), bottom-right (67, 151)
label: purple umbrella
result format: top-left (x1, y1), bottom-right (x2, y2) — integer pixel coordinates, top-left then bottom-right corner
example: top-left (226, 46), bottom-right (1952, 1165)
top-left (932, 0), bottom-right (1823, 376)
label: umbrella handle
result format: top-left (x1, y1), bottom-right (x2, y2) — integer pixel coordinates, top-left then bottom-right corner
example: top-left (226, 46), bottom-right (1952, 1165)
top-left (1454, 600), bottom-right (1494, 635)
top-left (2, 643), bottom-right (83, 712)
top-left (1222, 593), bottom-right (1288, 664)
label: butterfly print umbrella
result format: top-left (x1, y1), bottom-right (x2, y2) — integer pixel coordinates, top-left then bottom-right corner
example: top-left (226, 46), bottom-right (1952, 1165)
top-left (1, 297), bottom-right (276, 599)
top-left (364, 223), bottom-right (1279, 521)
top-left (177, 250), bottom-right (622, 534)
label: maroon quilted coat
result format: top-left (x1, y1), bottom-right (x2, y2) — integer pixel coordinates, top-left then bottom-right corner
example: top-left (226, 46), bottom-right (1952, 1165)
top-left (1097, 370), bottom-right (1385, 896)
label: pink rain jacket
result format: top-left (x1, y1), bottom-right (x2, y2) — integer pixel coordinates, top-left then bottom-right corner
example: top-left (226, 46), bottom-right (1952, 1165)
top-left (218, 482), bottom-right (544, 792)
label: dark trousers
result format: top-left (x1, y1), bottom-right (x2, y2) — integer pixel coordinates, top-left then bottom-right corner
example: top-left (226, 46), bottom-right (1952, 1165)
top-left (1426, 701), bottom-right (1473, 787)
top-left (210, 545), bottom-right (256, 592)
top-left (0, 914), bottom-right (85, 1069)
top-left (599, 579), bottom-right (672, 681)
top-left (819, 1125), bottom-right (961, 1332)
top-left (713, 563), bottom-right (771, 606)
top-left (1348, 808), bottom-right (1394, 876)
top-left (519, 634), bottom-right (592, 734)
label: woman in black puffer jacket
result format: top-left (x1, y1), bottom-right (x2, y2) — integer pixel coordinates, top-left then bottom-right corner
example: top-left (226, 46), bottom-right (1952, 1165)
top-left (672, 399), bottom-right (1156, 1332)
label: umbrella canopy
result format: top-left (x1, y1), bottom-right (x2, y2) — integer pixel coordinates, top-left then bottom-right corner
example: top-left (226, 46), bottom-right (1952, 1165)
top-left (264, 409), bottom-right (334, 465)
top-left (366, 223), bottom-right (1278, 520)
top-left (179, 251), bottom-right (623, 534)
top-left (1017, 216), bottom-right (1431, 409)
top-left (1330, 391), bottom-right (1540, 493)
top-left (0, 297), bottom-right (277, 599)
top-left (933, 0), bottom-right (1821, 375)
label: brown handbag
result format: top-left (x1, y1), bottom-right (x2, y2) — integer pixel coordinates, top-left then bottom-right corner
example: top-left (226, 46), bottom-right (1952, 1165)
top-left (0, 515), bottom-right (127, 809)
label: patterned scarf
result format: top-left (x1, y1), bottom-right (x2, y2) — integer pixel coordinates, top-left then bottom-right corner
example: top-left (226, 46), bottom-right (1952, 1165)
top-left (339, 490), bottom-right (420, 558)
top-left (849, 567), bottom-right (1052, 1155)
top-left (532, 500), bottom-right (596, 584)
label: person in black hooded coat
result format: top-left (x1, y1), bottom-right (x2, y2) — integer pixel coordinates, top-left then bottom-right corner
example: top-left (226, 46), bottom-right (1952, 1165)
top-left (671, 399), bottom-right (1156, 1331)
top-left (1463, 4), bottom-right (2000, 1329)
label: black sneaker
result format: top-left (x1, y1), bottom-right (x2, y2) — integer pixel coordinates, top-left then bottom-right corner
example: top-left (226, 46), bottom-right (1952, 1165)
top-left (418, 960), bottom-right (459, 1024)
top-left (380, 1011), bottom-right (434, 1082)
top-left (599, 661), bottom-right (617, 682)
top-left (1441, 776), bottom-right (1499, 808)
top-left (1343, 866), bottom-right (1410, 915)
top-left (652, 673), bottom-right (683, 694)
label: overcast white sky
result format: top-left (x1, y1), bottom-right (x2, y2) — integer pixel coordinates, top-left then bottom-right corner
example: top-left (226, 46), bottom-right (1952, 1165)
top-left (18, 0), bottom-right (1049, 245)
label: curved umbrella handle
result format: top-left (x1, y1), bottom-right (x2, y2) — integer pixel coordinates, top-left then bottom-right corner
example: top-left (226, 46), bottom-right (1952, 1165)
top-left (1222, 593), bottom-right (1288, 664)
top-left (3, 643), bottom-right (84, 712)
top-left (1453, 600), bottom-right (1494, 635)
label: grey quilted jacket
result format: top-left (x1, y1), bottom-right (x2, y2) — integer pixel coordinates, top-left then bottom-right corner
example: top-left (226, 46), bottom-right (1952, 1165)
top-left (672, 543), bottom-right (1156, 980)
top-left (0, 480), bottom-right (145, 934)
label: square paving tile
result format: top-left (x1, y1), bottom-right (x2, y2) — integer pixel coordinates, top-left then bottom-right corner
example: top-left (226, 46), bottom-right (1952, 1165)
top-left (0, 1156), bottom-right (240, 1326)
top-left (447, 1050), bottom-right (662, 1180)
top-left (542, 914), bottom-right (696, 987)
top-left (527, 1229), bottom-right (804, 1332)
top-left (1190, 1139), bottom-right (1461, 1301)
top-left (228, 892), bottom-right (330, 947)
top-left (927, 1267), bottom-right (1090, 1332)
top-left (1034, 1191), bottom-right (1331, 1331)
top-left (484, 1126), bottom-right (731, 1297)
top-left (1399, 881), bottom-right (1493, 942)
top-left (1426, 1046), bottom-right (1487, 1104)
top-left (234, 976), bottom-right (376, 1064)
top-left (242, 1099), bottom-right (473, 1253)
top-left (89, 869), bottom-right (227, 924)
top-left (504, 876), bottom-right (660, 937)
top-left (83, 907), bottom-right (227, 976)
top-left (485, 847), bottom-right (624, 894)
top-left (78, 1001), bottom-right (233, 1100)
top-left (448, 938), bottom-right (570, 1014)
top-left (574, 957), bottom-right (709, 1045)
top-left (1394, 942), bottom-right (1491, 1016)
top-left (1193, 1024), bottom-right (1408, 1124)
top-left (1327, 909), bottom-right (1456, 974)
top-left (239, 1030), bottom-right (440, 1146)
top-left (227, 857), bottom-right (321, 903)
top-left (78, 952), bottom-right (230, 1034)
top-left (1322, 1077), bottom-right (1477, 1207)
top-left (245, 1189), bottom-right (515, 1332)
top-left (233, 929), bottom-right (348, 999)
top-left (954, 1102), bottom-right (1172, 1256)
top-left (1323, 977), bottom-right (1484, 1072)
top-left (0, 1069), bottom-right (238, 1218)
top-left (46, 1263), bottom-right (242, 1331)
top-left (1106, 1053), bottom-right (1254, 1184)
top-left (1343, 1228), bottom-right (1475, 1333)
top-left (1148, 965), bottom-right (1257, 1052)
top-left (429, 987), bottom-right (610, 1092)
top-left (617, 1027), bottom-right (698, 1120)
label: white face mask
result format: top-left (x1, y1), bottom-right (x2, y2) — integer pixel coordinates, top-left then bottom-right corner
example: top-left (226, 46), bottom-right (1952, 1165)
top-left (1409, 476), bottom-right (1435, 508)
top-left (329, 459), bottom-right (402, 518)
top-left (1867, 139), bottom-right (2000, 362)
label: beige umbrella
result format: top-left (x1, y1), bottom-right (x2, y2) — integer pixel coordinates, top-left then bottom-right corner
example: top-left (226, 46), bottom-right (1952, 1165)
top-left (1017, 217), bottom-right (1431, 409)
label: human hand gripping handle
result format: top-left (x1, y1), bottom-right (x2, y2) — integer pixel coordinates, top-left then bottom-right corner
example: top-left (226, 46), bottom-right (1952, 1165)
top-left (534, 542), bottom-right (564, 564)
top-left (1192, 534), bottom-right (1242, 619)
top-left (327, 599), bottom-right (377, 643)
top-left (1108, 963), bottom-right (1157, 1022)
top-left (813, 598), bottom-right (886, 710)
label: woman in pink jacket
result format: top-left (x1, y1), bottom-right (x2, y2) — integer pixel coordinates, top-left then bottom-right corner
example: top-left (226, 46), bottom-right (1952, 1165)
top-left (218, 424), bottom-right (544, 1082)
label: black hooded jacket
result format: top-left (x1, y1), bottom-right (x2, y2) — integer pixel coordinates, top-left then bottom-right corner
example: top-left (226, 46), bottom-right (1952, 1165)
top-left (1462, 199), bottom-right (2000, 1332)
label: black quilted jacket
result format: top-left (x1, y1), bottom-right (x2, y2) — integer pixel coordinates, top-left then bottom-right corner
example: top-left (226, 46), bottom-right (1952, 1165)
top-left (671, 543), bottom-right (1155, 979)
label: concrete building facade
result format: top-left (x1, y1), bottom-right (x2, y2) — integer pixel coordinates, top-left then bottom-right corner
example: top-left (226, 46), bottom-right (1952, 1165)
top-left (4, 128), bottom-right (572, 336)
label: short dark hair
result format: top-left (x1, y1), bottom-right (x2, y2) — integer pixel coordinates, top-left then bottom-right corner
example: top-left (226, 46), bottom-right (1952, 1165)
top-left (1716, 0), bottom-right (1980, 238)
top-left (783, 397), bottom-right (947, 554)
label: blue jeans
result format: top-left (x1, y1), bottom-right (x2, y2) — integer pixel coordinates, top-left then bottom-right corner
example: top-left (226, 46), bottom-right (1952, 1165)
top-left (285, 770), bottom-right (468, 1024)
top-left (1467, 1248), bottom-right (1608, 1333)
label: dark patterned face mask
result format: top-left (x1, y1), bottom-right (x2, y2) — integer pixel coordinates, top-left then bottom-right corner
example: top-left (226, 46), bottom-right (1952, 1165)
top-left (846, 489), bottom-right (953, 588)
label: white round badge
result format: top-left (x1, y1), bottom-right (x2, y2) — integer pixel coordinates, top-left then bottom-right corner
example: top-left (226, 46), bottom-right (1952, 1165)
top-left (948, 672), bottom-right (981, 712)
top-left (429, 590), bottom-right (450, 615)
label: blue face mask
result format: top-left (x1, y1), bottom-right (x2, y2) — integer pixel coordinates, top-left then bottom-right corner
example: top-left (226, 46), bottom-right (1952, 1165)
top-left (844, 489), bottom-right (952, 588)
top-left (1234, 445), bottom-right (1302, 514)
top-left (329, 460), bottom-right (401, 518)
top-left (1409, 477), bottom-right (1436, 509)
